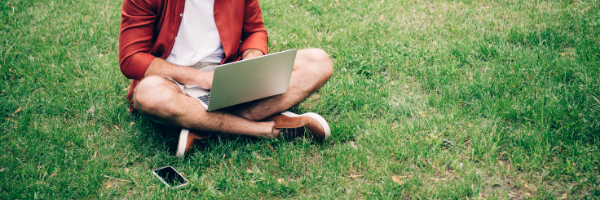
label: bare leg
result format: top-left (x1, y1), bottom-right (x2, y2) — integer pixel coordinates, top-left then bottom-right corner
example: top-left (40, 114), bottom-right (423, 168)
top-left (133, 76), bottom-right (275, 138)
top-left (133, 48), bottom-right (332, 138)
top-left (233, 48), bottom-right (333, 121)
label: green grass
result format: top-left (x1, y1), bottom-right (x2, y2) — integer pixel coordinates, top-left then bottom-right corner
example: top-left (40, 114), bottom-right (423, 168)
top-left (1, 0), bottom-right (599, 198)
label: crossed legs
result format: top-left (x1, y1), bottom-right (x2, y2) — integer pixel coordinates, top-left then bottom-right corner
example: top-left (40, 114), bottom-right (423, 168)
top-left (132, 48), bottom-right (333, 138)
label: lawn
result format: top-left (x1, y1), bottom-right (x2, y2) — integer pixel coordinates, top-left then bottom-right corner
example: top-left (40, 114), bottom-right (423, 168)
top-left (1, 0), bottom-right (599, 198)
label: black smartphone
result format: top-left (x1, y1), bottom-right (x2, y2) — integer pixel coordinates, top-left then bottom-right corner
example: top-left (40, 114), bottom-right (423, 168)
top-left (152, 166), bottom-right (189, 188)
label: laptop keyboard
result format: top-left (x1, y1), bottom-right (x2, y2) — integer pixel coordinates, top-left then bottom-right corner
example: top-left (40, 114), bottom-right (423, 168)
top-left (198, 94), bottom-right (210, 105)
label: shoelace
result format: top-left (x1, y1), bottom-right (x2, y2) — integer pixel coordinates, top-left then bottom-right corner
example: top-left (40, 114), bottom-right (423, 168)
top-left (276, 126), bottom-right (307, 140)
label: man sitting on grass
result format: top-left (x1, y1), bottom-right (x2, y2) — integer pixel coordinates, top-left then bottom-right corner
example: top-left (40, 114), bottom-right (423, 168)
top-left (118, 0), bottom-right (333, 157)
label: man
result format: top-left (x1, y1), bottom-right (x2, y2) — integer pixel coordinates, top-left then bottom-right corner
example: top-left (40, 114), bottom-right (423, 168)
top-left (119, 0), bottom-right (333, 157)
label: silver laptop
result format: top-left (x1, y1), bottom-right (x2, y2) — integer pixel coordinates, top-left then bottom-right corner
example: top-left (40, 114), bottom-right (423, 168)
top-left (183, 49), bottom-right (297, 111)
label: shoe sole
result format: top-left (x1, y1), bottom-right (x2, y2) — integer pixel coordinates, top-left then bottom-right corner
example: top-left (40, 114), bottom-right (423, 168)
top-left (176, 129), bottom-right (189, 158)
top-left (281, 111), bottom-right (331, 140)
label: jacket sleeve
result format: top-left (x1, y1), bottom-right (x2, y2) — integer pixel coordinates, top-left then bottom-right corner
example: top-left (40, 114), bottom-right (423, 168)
top-left (239, 0), bottom-right (269, 56)
top-left (118, 0), bottom-right (157, 80)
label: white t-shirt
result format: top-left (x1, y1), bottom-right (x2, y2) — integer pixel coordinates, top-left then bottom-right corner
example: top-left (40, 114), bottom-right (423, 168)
top-left (166, 0), bottom-right (224, 66)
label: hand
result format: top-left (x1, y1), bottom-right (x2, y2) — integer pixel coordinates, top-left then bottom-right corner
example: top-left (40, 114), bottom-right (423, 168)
top-left (145, 58), bottom-right (215, 89)
top-left (241, 49), bottom-right (264, 60)
top-left (195, 71), bottom-right (214, 89)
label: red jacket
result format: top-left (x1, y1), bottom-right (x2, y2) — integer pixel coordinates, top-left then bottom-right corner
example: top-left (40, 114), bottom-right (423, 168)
top-left (119, 0), bottom-right (269, 111)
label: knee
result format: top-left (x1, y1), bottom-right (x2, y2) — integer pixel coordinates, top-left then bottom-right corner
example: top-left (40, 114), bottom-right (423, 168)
top-left (133, 76), bottom-right (177, 114)
top-left (302, 48), bottom-right (333, 80)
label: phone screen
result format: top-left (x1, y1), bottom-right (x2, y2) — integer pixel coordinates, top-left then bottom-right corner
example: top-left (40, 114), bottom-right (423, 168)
top-left (153, 166), bottom-right (187, 187)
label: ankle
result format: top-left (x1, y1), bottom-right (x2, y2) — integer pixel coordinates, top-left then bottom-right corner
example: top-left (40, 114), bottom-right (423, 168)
top-left (269, 128), bottom-right (280, 139)
top-left (262, 121), bottom-right (277, 139)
